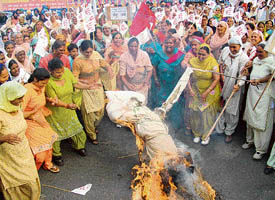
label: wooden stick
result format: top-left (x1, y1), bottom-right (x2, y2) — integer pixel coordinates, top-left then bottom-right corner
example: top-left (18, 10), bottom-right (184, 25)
top-left (42, 184), bottom-right (72, 193)
top-left (191, 68), bottom-right (250, 83)
top-left (118, 153), bottom-right (138, 159)
top-left (205, 89), bottom-right (237, 140)
top-left (253, 70), bottom-right (275, 111)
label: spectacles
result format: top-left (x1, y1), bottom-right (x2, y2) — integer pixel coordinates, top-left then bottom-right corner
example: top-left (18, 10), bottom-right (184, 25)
top-left (256, 50), bottom-right (264, 53)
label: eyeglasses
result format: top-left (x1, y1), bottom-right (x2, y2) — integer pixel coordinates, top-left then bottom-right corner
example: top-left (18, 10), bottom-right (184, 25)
top-left (256, 50), bottom-right (264, 53)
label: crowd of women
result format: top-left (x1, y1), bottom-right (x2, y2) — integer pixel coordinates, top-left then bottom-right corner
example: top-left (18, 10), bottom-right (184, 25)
top-left (0, 0), bottom-right (275, 199)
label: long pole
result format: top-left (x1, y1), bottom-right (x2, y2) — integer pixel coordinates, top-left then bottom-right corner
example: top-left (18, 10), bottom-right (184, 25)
top-left (204, 89), bottom-right (237, 140)
top-left (253, 70), bottom-right (275, 111)
top-left (191, 67), bottom-right (250, 83)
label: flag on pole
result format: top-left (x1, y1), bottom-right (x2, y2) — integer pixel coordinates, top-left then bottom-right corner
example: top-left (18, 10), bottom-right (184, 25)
top-left (136, 27), bottom-right (152, 44)
top-left (129, 2), bottom-right (156, 36)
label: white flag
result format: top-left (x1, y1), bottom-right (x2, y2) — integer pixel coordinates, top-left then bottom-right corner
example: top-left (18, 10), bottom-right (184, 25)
top-left (136, 27), bottom-right (152, 45)
top-left (71, 184), bottom-right (92, 196)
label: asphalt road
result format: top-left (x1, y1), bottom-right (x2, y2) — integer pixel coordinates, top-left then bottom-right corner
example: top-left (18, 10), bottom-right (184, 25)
top-left (39, 116), bottom-right (275, 200)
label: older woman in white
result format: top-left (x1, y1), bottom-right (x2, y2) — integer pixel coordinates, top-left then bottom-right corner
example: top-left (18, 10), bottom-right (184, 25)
top-left (242, 43), bottom-right (275, 160)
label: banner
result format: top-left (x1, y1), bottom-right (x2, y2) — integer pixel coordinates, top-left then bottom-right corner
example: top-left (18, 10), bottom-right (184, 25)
top-left (2, 0), bottom-right (67, 11)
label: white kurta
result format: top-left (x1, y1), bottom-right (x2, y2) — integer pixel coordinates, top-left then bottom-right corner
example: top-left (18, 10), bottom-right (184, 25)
top-left (243, 56), bottom-right (275, 153)
top-left (219, 47), bottom-right (249, 115)
top-left (216, 47), bottom-right (249, 135)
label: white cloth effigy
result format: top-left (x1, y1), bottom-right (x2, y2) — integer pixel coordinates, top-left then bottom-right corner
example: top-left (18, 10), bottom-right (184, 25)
top-left (106, 91), bottom-right (177, 159)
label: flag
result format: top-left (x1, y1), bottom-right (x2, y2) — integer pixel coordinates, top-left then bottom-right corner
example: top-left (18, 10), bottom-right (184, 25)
top-left (129, 2), bottom-right (156, 36)
top-left (136, 27), bottom-right (152, 45)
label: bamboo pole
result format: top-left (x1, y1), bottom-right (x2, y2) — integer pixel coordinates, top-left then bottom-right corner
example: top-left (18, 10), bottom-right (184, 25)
top-left (118, 153), bottom-right (138, 159)
top-left (191, 68), bottom-right (250, 83)
top-left (42, 184), bottom-right (72, 193)
top-left (204, 89), bottom-right (237, 140)
top-left (253, 70), bottom-right (275, 111)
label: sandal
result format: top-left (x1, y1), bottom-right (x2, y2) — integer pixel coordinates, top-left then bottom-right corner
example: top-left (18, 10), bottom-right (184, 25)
top-left (225, 135), bottom-right (233, 143)
top-left (48, 165), bottom-right (60, 173)
top-left (91, 139), bottom-right (99, 145)
top-left (52, 156), bottom-right (64, 166)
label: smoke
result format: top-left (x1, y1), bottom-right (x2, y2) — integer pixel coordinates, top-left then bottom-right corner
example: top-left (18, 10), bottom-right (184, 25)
top-left (171, 164), bottom-right (201, 200)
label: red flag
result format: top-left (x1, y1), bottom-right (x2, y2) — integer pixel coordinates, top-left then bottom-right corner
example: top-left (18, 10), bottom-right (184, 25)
top-left (129, 2), bottom-right (156, 36)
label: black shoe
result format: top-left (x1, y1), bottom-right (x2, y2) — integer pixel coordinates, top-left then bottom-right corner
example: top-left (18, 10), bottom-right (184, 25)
top-left (77, 149), bottom-right (87, 157)
top-left (52, 156), bottom-right (64, 166)
top-left (264, 166), bottom-right (274, 175)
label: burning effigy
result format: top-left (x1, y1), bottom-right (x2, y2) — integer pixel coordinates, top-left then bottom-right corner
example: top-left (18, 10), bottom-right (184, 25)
top-left (106, 88), bottom-right (216, 200)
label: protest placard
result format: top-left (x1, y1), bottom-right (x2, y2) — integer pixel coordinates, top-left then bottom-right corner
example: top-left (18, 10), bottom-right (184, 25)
top-left (106, 6), bottom-right (131, 21)
top-left (233, 24), bottom-right (247, 38)
top-left (229, 0), bottom-right (239, 6)
top-left (120, 22), bottom-right (129, 36)
top-left (155, 12), bottom-right (165, 22)
top-left (62, 18), bottom-right (70, 30)
top-left (234, 11), bottom-right (242, 22)
top-left (223, 7), bottom-right (235, 17)
top-left (206, 0), bottom-right (216, 9)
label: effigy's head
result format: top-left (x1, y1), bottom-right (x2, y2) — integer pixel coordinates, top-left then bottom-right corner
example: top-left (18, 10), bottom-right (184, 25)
top-left (106, 91), bottom-right (146, 122)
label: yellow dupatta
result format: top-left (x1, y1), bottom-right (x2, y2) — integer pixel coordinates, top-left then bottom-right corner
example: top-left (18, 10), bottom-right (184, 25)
top-left (189, 44), bottom-right (220, 111)
top-left (0, 81), bottom-right (26, 113)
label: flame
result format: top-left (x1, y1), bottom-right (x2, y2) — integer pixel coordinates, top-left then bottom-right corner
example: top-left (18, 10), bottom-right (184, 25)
top-left (115, 120), bottom-right (216, 200)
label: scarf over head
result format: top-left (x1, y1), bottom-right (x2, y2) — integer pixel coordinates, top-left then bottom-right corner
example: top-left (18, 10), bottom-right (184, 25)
top-left (0, 81), bottom-right (26, 112)
top-left (14, 46), bottom-right (25, 55)
top-left (228, 36), bottom-right (243, 57)
top-left (252, 30), bottom-right (264, 42)
top-left (190, 43), bottom-right (217, 71)
top-left (210, 21), bottom-right (230, 50)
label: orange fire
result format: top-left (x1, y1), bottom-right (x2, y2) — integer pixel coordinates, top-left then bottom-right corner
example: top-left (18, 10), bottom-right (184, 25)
top-left (116, 120), bottom-right (216, 200)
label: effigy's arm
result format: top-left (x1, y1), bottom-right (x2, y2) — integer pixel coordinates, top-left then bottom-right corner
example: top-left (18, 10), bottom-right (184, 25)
top-left (156, 67), bottom-right (193, 118)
